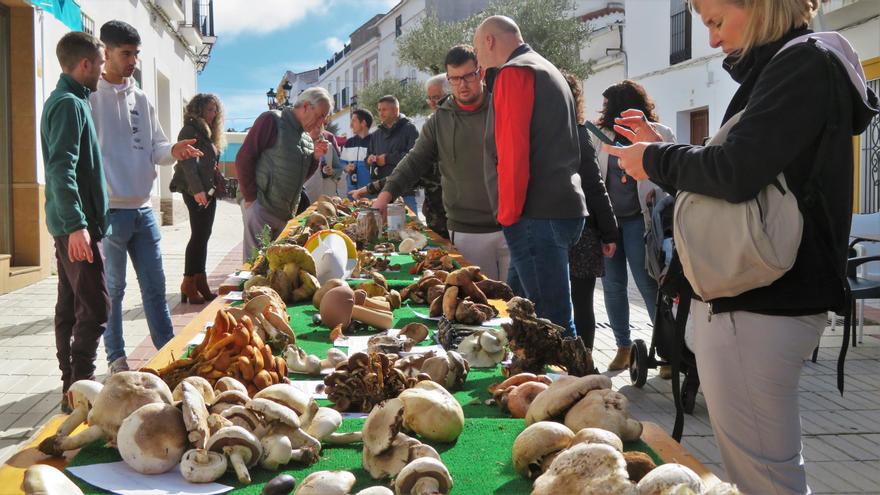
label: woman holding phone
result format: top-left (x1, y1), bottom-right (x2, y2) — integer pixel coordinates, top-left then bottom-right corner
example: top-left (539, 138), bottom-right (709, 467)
top-left (170, 93), bottom-right (226, 304)
top-left (605, 0), bottom-right (878, 492)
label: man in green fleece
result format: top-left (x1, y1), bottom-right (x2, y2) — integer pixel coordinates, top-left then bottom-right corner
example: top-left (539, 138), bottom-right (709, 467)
top-left (40, 31), bottom-right (109, 412)
top-left (372, 45), bottom-right (509, 280)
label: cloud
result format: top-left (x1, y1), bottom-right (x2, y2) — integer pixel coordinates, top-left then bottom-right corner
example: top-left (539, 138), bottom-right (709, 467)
top-left (213, 0), bottom-right (325, 37)
top-left (322, 37), bottom-right (346, 52)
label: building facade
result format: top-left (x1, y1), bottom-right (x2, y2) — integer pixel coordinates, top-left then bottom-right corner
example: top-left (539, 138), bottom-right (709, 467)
top-left (0, 0), bottom-right (215, 293)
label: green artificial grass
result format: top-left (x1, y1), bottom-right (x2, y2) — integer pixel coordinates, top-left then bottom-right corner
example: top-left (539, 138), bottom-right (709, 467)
top-left (69, 281), bottom-right (665, 494)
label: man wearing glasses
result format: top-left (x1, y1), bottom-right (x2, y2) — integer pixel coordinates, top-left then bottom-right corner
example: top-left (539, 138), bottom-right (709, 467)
top-left (370, 45), bottom-right (510, 281)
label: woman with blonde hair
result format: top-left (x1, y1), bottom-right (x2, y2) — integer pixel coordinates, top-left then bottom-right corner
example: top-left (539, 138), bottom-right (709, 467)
top-left (170, 93), bottom-right (227, 304)
top-left (606, 0), bottom-right (878, 493)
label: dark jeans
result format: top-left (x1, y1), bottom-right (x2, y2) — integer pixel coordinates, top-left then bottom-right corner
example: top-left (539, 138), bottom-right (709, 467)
top-left (183, 193), bottom-right (217, 276)
top-left (54, 235), bottom-right (109, 393)
top-left (571, 275), bottom-right (597, 349)
top-left (503, 217), bottom-right (584, 337)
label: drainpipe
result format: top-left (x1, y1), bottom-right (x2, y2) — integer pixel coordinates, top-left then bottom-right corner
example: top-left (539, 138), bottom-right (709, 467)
top-left (605, 20), bottom-right (628, 79)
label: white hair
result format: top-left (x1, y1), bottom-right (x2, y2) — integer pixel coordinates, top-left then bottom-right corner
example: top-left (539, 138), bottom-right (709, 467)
top-left (425, 73), bottom-right (449, 93)
top-left (294, 86), bottom-right (334, 113)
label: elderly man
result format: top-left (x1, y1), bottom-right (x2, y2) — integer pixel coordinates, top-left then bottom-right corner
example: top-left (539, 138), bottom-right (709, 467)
top-left (367, 95), bottom-right (420, 214)
top-left (475, 16), bottom-right (587, 336)
top-left (236, 87), bottom-right (332, 260)
top-left (371, 45), bottom-right (509, 280)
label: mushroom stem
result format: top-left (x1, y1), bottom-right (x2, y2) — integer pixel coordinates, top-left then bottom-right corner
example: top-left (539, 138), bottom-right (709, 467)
top-left (413, 477), bottom-right (441, 495)
top-left (56, 406), bottom-right (88, 437)
top-left (228, 450), bottom-right (251, 484)
top-left (361, 297), bottom-right (391, 312)
top-left (39, 425), bottom-right (105, 457)
top-left (289, 447), bottom-right (317, 464)
top-left (324, 431), bottom-right (363, 444)
top-left (351, 305), bottom-right (393, 329)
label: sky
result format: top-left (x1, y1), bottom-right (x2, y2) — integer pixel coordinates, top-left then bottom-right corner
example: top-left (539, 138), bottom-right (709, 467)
top-left (199, 0), bottom-right (400, 131)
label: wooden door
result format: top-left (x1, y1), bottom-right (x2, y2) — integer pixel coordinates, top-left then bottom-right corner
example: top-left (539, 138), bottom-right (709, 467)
top-left (690, 109), bottom-right (709, 145)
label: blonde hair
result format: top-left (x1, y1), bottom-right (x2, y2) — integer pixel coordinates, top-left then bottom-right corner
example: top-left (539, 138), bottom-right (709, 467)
top-left (691, 0), bottom-right (818, 56)
top-left (184, 93), bottom-right (226, 150)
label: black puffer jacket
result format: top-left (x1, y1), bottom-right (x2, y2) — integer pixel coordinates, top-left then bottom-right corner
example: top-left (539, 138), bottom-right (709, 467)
top-left (367, 115), bottom-right (419, 182)
top-left (170, 116), bottom-right (219, 196)
top-left (644, 28), bottom-right (879, 316)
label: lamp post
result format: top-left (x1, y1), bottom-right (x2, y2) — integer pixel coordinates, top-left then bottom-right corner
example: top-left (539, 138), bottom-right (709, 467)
top-left (266, 88), bottom-right (277, 110)
top-left (350, 94), bottom-right (358, 112)
top-left (282, 81), bottom-right (293, 107)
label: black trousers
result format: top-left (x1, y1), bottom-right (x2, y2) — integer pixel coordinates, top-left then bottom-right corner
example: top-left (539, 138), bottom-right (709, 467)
top-left (571, 275), bottom-right (597, 350)
top-left (54, 235), bottom-right (109, 393)
top-left (183, 193), bottom-right (217, 276)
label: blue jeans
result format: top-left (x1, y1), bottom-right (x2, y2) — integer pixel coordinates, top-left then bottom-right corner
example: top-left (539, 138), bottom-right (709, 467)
top-left (602, 215), bottom-right (658, 348)
top-left (503, 217), bottom-right (584, 337)
top-left (103, 208), bottom-right (174, 363)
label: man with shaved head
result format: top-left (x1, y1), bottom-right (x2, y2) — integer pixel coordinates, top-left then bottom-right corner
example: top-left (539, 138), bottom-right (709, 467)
top-left (474, 16), bottom-right (587, 338)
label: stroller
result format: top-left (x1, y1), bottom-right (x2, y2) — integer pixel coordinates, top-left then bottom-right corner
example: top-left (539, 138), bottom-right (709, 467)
top-left (629, 194), bottom-right (702, 440)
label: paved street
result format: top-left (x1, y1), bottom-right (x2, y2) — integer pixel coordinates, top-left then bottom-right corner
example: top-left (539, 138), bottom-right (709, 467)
top-left (0, 201), bottom-right (878, 493)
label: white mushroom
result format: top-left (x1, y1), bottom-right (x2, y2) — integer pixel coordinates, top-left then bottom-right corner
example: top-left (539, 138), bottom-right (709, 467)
top-left (420, 351), bottom-right (469, 391)
top-left (284, 345), bottom-right (323, 375)
top-left (57, 380), bottom-right (103, 437)
top-left (173, 376), bottom-right (215, 404)
top-left (179, 449), bottom-right (227, 483)
top-left (705, 482), bottom-right (743, 495)
top-left (21, 464), bottom-right (84, 495)
top-left (394, 457), bottom-right (453, 495)
top-left (636, 463), bottom-right (704, 495)
top-left (214, 376), bottom-right (249, 396)
top-left (572, 427), bottom-right (624, 452)
top-left (563, 388), bottom-right (643, 441)
top-left (511, 421), bottom-right (575, 478)
top-left (305, 406), bottom-right (362, 445)
top-left (206, 425), bottom-right (262, 484)
top-left (116, 402), bottom-right (188, 474)
top-left (254, 383), bottom-right (319, 427)
top-left (532, 443), bottom-right (635, 495)
top-left (456, 329), bottom-right (507, 367)
top-left (294, 470), bottom-right (356, 495)
top-left (525, 374), bottom-right (612, 426)
top-left (397, 381), bottom-right (464, 443)
top-left (247, 398), bottom-right (319, 467)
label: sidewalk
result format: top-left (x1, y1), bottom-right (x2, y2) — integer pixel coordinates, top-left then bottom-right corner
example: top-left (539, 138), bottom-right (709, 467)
top-left (0, 204), bottom-right (878, 493)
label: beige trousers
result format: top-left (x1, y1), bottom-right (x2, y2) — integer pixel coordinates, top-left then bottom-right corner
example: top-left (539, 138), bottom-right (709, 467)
top-left (448, 230), bottom-right (510, 282)
top-left (691, 301), bottom-right (824, 495)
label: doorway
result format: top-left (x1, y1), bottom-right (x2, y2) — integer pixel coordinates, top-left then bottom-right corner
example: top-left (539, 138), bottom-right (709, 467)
top-left (0, 4), bottom-right (12, 255)
top-left (690, 108), bottom-right (709, 145)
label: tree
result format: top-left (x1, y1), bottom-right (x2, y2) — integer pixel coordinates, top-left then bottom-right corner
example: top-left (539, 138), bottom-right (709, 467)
top-left (356, 77), bottom-right (429, 118)
top-left (397, 0), bottom-right (593, 78)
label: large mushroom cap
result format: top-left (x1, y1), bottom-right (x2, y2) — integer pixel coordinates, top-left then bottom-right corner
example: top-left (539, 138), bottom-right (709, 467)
top-left (294, 470), bottom-right (356, 495)
top-left (362, 432), bottom-right (421, 479)
top-left (22, 464), bottom-right (84, 495)
top-left (210, 389), bottom-right (251, 415)
top-left (532, 443), bottom-right (634, 495)
top-left (319, 285), bottom-right (355, 329)
top-left (179, 448), bottom-right (227, 483)
top-left (180, 381), bottom-right (211, 450)
top-left (563, 388), bottom-right (643, 441)
top-left (88, 371), bottom-right (174, 441)
top-left (173, 376), bottom-right (216, 404)
top-left (394, 457), bottom-right (453, 495)
top-left (254, 383), bottom-right (315, 418)
top-left (525, 374), bottom-right (612, 425)
top-left (222, 404), bottom-right (265, 433)
top-left (117, 402), bottom-right (187, 474)
top-left (572, 427), bottom-right (624, 452)
top-left (246, 397), bottom-right (301, 429)
top-left (397, 381), bottom-right (464, 443)
top-left (207, 425), bottom-right (263, 483)
top-left (67, 379), bottom-right (104, 409)
top-left (313, 278), bottom-right (347, 309)
top-left (363, 398), bottom-right (404, 455)
top-left (214, 376), bottom-right (249, 396)
top-left (512, 421), bottom-right (575, 478)
top-left (636, 463), bottom-right (705, 495)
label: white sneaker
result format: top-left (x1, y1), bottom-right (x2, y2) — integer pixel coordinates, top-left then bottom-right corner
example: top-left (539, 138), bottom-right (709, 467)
top-left (109, 356), bottom-right (130, 375)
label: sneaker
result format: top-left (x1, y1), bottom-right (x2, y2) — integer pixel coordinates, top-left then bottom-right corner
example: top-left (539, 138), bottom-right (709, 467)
top-left (109, 356), bottom-right (130, 375)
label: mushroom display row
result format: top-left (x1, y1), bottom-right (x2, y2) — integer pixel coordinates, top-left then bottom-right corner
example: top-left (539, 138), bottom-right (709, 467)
top-left (489, 372), bottom-right (553, 418)
top-left (245, 244), bottom-right (321, 305)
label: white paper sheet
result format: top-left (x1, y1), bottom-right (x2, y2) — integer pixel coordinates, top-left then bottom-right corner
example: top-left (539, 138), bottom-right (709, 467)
top-left (288, 380), bottom-right (328, 399)
top-left (400, 345), bottom-right (446, 356)
top-left (223, 291), bottom-right (243, 301)
top-left (481, 317), bottom-right (512, 327)
top-left (411, 310), bottom-right (441, 321)
top-left (67, 461), bottom-right (232, 495)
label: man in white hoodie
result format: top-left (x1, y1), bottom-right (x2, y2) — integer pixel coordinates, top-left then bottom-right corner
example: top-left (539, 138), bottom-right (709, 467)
top-left (90, 20), bottom-right (202, 374)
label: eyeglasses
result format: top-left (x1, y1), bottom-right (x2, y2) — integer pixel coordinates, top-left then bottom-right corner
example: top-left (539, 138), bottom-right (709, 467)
top-left (426, 95), bottom-right (445, 103)
top-left (447, 69), bottom-right (480, 86)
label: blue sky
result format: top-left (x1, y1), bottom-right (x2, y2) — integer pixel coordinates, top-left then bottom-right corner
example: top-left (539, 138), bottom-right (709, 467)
top-left (200, 0), bottom-right (399, 131)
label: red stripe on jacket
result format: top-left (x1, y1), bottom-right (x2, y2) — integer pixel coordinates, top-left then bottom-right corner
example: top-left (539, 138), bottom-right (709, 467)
top-left (493, 67), bottom-right (534, 226)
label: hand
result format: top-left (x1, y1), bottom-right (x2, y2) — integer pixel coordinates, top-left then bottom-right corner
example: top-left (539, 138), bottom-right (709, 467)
top-left (604, 142), bottom-right (651, 181)
top-left (67, 228), bottom-right (93, 263)
top-left (344, 163), bottom-right (355, 174)
top-left (372, 191), bottom-right (392, 216)
top-left (194, 192), bottom-right (208, 206)
top-left (367, 155), bottom-right (377, 165)
top-left (171, 139), bottom-right (204, 161)
top-left (322, 164), bottom-right (333, 175)
top-left (245, 201), bottom-right (254, 209)
top-left (602, 242), bottom-right (617, 258)
top-left (349, 187), bottom-right (368, 199)
top-left (314, 139), bottom-right (329, 160)
top-left (612, 109), bottom-right (663, 144)
top-left (645, 188), bottom-right (657, 206)
top-left (376, 154), bottom-right (386, 166)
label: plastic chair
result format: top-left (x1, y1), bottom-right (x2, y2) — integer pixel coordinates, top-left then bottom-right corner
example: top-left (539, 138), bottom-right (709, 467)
top-left (827, 212), bottom-right (880, 344)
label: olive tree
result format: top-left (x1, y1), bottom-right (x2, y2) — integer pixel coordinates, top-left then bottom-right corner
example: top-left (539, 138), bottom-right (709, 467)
top-left (356, 77), bottom-right (429, 118)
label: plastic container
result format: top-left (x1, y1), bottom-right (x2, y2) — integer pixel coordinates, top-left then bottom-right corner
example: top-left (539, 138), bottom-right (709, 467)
top-left (386, 203), bottom-right (406, 232)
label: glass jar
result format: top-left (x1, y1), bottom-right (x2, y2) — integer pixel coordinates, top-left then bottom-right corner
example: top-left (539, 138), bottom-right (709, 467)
top-left (356, 208), bottom-right (382, 244)
top-left (386, 203), bottom-right (405, 233)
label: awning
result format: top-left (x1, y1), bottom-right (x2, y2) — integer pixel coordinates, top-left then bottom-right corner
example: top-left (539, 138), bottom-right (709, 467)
top-left (28, 0), bottom-right (82, 31)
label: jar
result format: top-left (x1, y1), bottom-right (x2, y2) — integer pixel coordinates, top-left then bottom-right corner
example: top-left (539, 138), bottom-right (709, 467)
top-left (356, 208), bottom-right (382, 244)
top-left (386, 203), bottom-right (406, 233)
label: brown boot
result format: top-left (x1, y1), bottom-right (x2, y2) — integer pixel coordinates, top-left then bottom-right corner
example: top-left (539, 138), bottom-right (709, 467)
top-left (181, 275), bottom-right (205, 304)
top-left (194, 273), bottom-right (217, 301)
top-left (658, 365), bottom-right (673, 379)
top-left (607, 346), bottom-right (632, 371)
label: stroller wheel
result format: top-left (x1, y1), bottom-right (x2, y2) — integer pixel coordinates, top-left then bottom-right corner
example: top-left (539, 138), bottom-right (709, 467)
top-left (629, 339), bottom-right (649, 388)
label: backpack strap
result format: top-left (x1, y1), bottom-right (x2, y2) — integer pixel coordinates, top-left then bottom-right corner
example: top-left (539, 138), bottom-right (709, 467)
top-left (670, 283), bottom-right (693, 442)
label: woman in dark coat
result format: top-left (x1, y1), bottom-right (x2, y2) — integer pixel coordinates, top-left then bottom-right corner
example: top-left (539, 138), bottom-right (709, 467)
top-left (562, 73), bottom-right (619, 355)
top-left (170, 93), bottom-right (226, 304)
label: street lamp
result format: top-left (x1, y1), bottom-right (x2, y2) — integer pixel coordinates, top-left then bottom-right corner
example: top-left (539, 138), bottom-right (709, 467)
top-left (282, 81), bottom-right (293, 107)
top-left (350, 94), bottom-right (358, 111)
top-left (266, 88), bottom-right (277, 110)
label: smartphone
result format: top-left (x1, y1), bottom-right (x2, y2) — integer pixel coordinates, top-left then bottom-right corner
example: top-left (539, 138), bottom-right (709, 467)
top-left (584, 121), bottom-right (623, 147)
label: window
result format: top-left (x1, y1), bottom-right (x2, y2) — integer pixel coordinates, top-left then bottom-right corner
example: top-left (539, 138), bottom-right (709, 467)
top-left (81, 12), bottom-right (95, 35)
top-left (342, 88), bottom-right (349, 108)
top-left (355, 67), bottom-right (364, 93)
top-left (395, 15), bottom-right (402, 38)
top-left (670, 0), bottom-right (692, 65)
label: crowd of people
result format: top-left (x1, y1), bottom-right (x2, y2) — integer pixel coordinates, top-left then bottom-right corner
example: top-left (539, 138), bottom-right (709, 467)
top-left (42, 0), bottom-right (878, 493)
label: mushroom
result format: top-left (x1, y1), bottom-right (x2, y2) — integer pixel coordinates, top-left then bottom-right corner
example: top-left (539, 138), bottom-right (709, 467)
top-left (368, 333), bottom-right (414, 354)
top-left (524, 374), bottom-right (612, 426)
top-left (248, 398), bottom-right (320, 467)
top-left (505, 381), bottom-right (548, 418)
top-left (511, 421), bottom-right (574, 479)
top-left (457, 329), bottom-right (507, 368)
top-left (354, 289), bottom-right (393, 312)
top-left (398, 237), bottom-right (417, 253)
top-left (261, 474), bottom-right (297, 495)
top-left (489, 373), bottom-right (553, 392)
top-left (254, 383), bottom-right (319, 427)
top-left (532, 443), bottom-right (635, 495)
top-left (636, 463), bottom-right (705, 495)
top-left (394, 457), bottom-right (453, 495)
top-left (441, 286), bottom-right (460, 320)
top-left (181, 381), bottom-right (211, 449)
top-left (206, 425), bottom-right (262, 484)
top-left (210, 389), bottom-right (251, 415)
top-left (221, 405), bottom-right (264, 433)
top-left (38, 371), bottom-right (173, 456)
top-left (397, 380), bottom-right (464, 443)
top-left (364, 398), bottom-right (405, 456)
top-left (357, 488), bottom-right (394, 495)
top-left (56, 379), bottom-right (103, 437)
top-left (116, 402), bottom-right (187, 474)
top-left (563, 388), bottom-right (643, 441)
top-left (21, 465), bottom-right (84, 495)
top-left (572, 427), bottom-right (624, 452)
top-left (363, 432), bottom-right (439, 480)
top-left (704, 482), bottom-right (743, 495)
top-left (420, 351), bottom-right (469, 391)
top-left (399, 322), bottom-right (429, 345)
top-left (320, 284), bottom-right (393, 330)
top-left (312, 278), bottom-right (347, 309)
top-left (305, 212), bottom-right (330, 232)
top-left (305, 406), bottom-right (363, 445)
top-left (179, 448), bottom-right (228, 483)
top-left (214, 376), bottom-right (250, 396)
top-left (294, 470), bottom-right (356, 495)
top-left (623, 451), bottom-right (656, 483)
top-left (208, 413), bottom-right (235, 434)
top-left (173, 376), bottom-right (215, 405)
top-left (284, 345), bottom-right (323, 375)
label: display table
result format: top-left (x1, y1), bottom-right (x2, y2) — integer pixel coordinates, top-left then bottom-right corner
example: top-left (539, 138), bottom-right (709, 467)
top-left (0, 210), bottom-right (720, 494)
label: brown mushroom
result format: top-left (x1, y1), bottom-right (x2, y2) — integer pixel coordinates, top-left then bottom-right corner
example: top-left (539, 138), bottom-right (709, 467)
top-left (420, 351), bottom-right (469, 391)
top-left (525, 374), bottom-right (612, 426)
top-left (313, 278), bottom-right (347, 309)
top-left (506, 381), bottom-right (549, 418)
top-left (512, 421), bottom-right (574, 478)
top-left (116, 402), bottom-right (187, 474)
top-left (623, 451), bottom-right (657, 482)
top-left (206, 426), bottom-right (263, 484)
top-left (563, 388), bottom-right (643, 441)
top-left (320, 285), bottom-right (393, 330)
top-left (394, 457), bottom-right (453, 495)
top-left (399, 323), bottom-right (429, 344)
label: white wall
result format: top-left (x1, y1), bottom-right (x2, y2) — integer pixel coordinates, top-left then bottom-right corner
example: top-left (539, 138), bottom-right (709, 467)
top-left (377, 0), bottom-right (427, 80)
